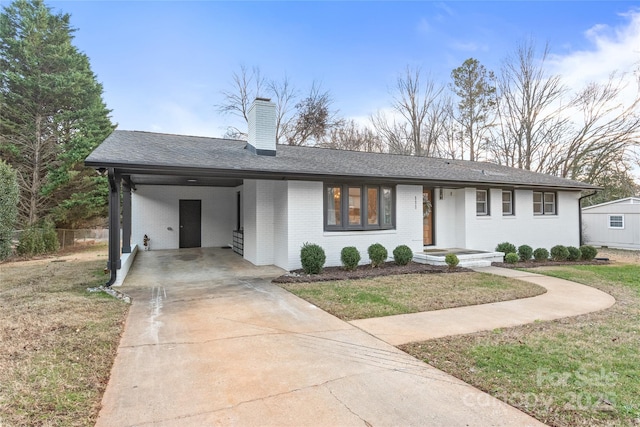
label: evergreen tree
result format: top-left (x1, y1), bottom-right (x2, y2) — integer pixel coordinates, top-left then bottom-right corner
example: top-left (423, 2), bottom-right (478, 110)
top-left (0, 0), bottom-right (113, 227)
top-left (450, 58), bottom-right (497, 161)
top-left (0, 160), bottom-right (19, 259)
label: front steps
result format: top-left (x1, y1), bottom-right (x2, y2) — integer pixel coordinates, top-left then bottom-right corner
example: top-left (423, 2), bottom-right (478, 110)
top-left (413, 248), bottom-right (504, 268)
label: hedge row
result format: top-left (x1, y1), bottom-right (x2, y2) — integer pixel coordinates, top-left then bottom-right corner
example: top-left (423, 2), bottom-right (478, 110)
top-left (495, 241), bottom-right (598, 264)
top-left (300, 243), bottom-right (416, 274)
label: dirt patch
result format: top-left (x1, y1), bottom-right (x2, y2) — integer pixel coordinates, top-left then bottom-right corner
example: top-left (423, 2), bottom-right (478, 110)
top-left (273, 261), bottom-right (470, 283)
top-left (596, 247), bottom-right (640, 264)
top-left (1, 241), bottom-right (108, 266)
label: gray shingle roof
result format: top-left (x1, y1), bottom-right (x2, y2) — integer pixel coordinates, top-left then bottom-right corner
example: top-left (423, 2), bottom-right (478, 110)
top-left (85, 130), bottom-right (597, 190)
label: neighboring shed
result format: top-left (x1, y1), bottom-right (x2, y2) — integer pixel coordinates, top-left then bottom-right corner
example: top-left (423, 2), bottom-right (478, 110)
top-left (582, 197), bottom-right (640, 250)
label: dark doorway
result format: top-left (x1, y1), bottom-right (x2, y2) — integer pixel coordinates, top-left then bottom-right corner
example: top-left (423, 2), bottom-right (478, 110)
top-left (179, 200), bottom-right (201, 248)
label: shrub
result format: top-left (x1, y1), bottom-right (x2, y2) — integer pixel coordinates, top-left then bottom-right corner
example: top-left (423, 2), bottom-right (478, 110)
top-left (0, 160), bottom-right (19, 260)
top-left (17, 227), bottom-right (43, 256)
top-left (505, 252), bottom-right (519, 264)
top-left (567, 246), bottom-right (582, 261)
top-left (16, 221), bottom-right (59, 257)
top-left (496, 242), bottom-right (516, 255)
top-left (533, 248), bottom-right (549, 261)
top-left (550, 245), bottom-right (569, 261)
top-left (41, 220), bottom-right (59, 253)
top-left (300, 242), bottom-right (326, 274)
top-left (393, 245), bottom-right (413, 266)
top-left (445, 253), bottom-right (459, 269)
top-left (367, 243), bottom-right (388, 267)
top-left (340, 246), bottom-right (361, 271)
top-left (517, 245), bottom-right (533, 262)
top-left (580, 245), bottom-right (598, 261)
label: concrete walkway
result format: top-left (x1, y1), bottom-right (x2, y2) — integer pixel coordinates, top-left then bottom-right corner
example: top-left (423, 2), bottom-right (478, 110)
top-left (97, 250), bottom-right (547, 426)
top-left (350, 266), bottom-right (616, 346)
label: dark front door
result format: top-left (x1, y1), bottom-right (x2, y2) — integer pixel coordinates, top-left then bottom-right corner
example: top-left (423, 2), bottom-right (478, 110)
top-left (179, 200), bottom-right (201, 248)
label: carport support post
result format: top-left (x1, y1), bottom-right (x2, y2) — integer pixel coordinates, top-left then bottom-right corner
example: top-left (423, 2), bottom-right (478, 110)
top-left (106, 169), bottom-right (121, 286)
top-left (122, 178), bottom-right (132, 254)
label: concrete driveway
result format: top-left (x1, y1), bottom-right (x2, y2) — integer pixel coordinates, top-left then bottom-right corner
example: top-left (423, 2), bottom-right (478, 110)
top-left (97, 248), bottom-right (543, 426)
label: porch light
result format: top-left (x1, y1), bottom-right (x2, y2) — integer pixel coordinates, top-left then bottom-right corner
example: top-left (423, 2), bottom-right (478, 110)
top-left (187, 179), bottom-right (198, 183)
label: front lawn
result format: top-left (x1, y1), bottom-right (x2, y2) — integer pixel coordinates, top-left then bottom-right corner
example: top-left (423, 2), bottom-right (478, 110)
top-left (278, 272), bottom-right (545, 321)
top-left (401, 264), bottom-right (640, 426)
top-left (0, 245), bottom-right (129, 426)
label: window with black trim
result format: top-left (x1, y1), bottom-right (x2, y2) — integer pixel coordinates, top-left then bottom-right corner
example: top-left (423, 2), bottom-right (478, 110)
top-left (608, 215), bottom-right (624, 229)
top-left (502, 190), bottom-right (514, 215)
top-left (325, 184), bottom-right (395, 230)
top-left (476, 189), bottom-right (489, 216)
top-left (533, 191), bottom-right (556, 215)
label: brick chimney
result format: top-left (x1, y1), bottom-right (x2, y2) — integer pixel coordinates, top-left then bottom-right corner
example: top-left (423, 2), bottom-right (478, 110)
top-left (247, 97), bottom-right (276, 156)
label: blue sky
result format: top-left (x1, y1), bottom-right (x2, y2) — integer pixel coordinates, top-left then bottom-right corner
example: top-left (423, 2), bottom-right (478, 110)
top-left (27, 1), bottom-right (640, 137)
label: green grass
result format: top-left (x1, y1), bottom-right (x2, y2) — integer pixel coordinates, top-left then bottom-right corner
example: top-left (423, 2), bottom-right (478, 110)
top-left (523, 264), bottom-right (640, 294)
top-left (279, 272), bottom-right (545, 321)
top-left (401, 264), bottom-right (640, 426)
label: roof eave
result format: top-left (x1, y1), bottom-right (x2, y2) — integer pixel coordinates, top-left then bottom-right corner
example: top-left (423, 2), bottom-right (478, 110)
top-left (85, 160), bottom-right (598, 191)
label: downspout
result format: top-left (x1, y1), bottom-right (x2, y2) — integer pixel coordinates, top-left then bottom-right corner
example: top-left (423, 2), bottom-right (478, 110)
top-left (106, 168), bottom-right (121, 287)
top-left (578, 191), bottom-right (598, 246)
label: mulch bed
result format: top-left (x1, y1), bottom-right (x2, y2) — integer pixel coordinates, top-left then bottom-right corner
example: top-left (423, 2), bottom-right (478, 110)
top-left (273, 258), bottom-right (613, 284)
top-left (273, 261), bottom-right (472, 283)
top-left (491, 259), bottom-right (610, 268)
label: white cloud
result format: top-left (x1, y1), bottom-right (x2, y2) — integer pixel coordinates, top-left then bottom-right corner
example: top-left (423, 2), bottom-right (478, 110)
top-left (546, 9), bottom-right (640, 181)
top-left (547, 10), bottom-right (640, 93)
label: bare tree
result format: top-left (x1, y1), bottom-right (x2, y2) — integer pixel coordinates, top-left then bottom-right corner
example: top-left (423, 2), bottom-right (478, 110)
top-left (552, 72), bottom-right (640, 182)
top-left (435, 98), bottom-right (463, 159)
top-left (494, 40), bottom-right (569, 171)
top-left (320, 120), bottom-right (383, 152)
top-left (217, 68), bottom-right (341, 146)
top-left (422, 95), bottom-right (455, 158)
top-left (267, 75), bottom-right (297, 144)
top-left (372, 66), bottom-right (445, 156)
top-left (217, 65), bottom-right (266, 139)
top-left (371, 111), bottom-right (413, 154)
top-left (283, 82), bottom-right (342, 146)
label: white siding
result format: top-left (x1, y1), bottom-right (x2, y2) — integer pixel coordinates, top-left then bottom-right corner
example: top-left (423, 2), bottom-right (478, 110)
top-left (463, 188), bottom-right (581, 251)
top-left (432, 188), bottom-right (463, 248)
top-left (431, 187), bottom-right (581, 251)
top-left (283, 182), bottom-right (423, 271)
top-left (582, 199), bottom-right (640, 249)
top-left (243, 180), bottom-right (280, 265)
top-left (273, 181), bottom-right (289, 268)
top-left (131, 185), bottom-right (235, 250)
top-left (131, 181), bottom-right (585, 270)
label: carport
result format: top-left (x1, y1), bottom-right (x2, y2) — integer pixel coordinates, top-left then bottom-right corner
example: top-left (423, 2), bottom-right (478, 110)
top-left (90, 158), bottom-right (258, 286)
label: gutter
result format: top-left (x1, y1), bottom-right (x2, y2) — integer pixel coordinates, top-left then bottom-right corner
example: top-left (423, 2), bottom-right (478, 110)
top-left (579, 191), bottom-right (599, 246)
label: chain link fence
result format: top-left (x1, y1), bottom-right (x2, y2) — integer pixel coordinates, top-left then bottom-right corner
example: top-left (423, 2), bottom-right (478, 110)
top-left (11, 228), bottom-right (109, 250)
top-left (56, 229), bottom-right (109, 249)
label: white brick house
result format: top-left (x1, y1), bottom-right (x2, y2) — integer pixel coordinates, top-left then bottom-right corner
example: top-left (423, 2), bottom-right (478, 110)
top-left (86, 99), bottom-right (598, 285)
